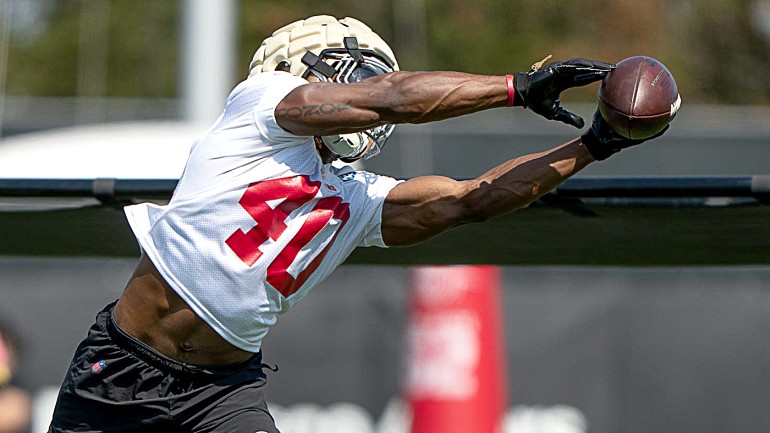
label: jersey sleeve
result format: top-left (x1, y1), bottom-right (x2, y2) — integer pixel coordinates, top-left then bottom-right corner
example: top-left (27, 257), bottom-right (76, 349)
top-left (251, 72), bottom-right (309, 143)
top-left (358, 172), bottom-right (402, 248)
top-left (335, 167), bottom-right (403, 248)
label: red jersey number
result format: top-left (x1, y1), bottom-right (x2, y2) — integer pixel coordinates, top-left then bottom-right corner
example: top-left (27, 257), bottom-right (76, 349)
top-left (226, 176), bottom-right (350, 298)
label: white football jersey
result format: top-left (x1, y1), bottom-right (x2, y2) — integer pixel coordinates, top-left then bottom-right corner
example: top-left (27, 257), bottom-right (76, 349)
top-left (124, 72), bottom-right (402, 352)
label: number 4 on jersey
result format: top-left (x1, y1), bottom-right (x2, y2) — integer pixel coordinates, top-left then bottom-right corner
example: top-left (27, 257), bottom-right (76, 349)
top-left (225, 176), bottom-right (350, 297)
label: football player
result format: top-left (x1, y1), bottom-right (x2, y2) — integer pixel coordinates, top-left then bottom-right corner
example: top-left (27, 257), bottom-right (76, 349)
top-left (49, 15), bottom-right (661, 433)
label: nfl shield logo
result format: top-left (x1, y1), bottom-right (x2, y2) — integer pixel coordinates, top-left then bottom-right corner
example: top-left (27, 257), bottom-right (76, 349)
top-left (91, 360), bottom-right (107, 374)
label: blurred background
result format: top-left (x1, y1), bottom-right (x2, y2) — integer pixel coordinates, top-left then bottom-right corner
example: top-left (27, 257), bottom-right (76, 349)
top-left (0, 1), bottom-right (769, 432)
top-left (2, 0), bottom-right (770, 136)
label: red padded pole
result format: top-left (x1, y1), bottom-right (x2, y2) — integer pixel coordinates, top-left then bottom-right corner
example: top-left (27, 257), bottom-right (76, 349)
top-left (406, 265), bottom-right (508, 433)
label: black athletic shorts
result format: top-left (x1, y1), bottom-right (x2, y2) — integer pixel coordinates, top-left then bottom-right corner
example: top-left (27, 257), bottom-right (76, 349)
top-left (48, 302), bottom-right (280, 433)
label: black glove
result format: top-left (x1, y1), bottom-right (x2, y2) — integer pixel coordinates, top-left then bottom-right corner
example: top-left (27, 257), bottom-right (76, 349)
top-left (514, 57), bottom-right (615, 128)
top-left (581, 110), bottom-right (669, 160)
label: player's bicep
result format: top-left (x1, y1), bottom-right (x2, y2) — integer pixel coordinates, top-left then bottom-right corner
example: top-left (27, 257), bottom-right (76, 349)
top-left (381, 175), bottom-right (472, 247)
top-left (275, 81), bottom-right (384, 137)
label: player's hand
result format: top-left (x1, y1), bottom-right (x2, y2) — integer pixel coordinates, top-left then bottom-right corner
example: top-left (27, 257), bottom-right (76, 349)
top-left (514, 57), bottom-right (615, 128)
top-left (581, 110), bottom-right (668, 160)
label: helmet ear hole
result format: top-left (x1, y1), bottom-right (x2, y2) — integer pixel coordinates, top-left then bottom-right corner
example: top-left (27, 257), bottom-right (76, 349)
top-left (275, 60), bottom-right (291, 72)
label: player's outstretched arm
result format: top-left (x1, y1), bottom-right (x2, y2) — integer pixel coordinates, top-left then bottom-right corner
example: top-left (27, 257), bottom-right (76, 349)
top-left (380, 109), bottom-right (666, 247)
top-left (380, 137), bottom-right (594, 247)
top-left (275, 58), bottom-right (613, 137)
top-left (276, 71), bottom-right (508, 137)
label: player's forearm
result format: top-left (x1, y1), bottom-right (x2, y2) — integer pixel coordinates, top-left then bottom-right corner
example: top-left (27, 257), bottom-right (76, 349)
top-left (461, 138), bottom-right (595, 220)
top-left (371, 71), bottom-right (509, 123)
top-left (277, 71), bottom-right (508, 136)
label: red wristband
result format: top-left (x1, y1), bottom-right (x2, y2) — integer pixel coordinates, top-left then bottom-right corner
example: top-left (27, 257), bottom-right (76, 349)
top-left (505, 74), bottom-right (515, 107)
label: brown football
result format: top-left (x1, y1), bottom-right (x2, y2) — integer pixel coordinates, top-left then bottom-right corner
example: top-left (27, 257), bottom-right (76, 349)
top-left (598, 56), bottom-right (681, 139)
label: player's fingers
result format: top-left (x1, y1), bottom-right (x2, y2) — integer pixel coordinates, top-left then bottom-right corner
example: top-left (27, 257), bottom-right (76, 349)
top-left (554, 58), bottom-right (615, 85)
top-left (569, 71), bottom-right (609, 86)
top-left (551, 59), bottom-right (614, 87)
top-left (552, 107), bottom-right (585, 129)
top-left (584, 59), bottom-right (616, 72)
top-left (559, 58), bottom-right (616, 72)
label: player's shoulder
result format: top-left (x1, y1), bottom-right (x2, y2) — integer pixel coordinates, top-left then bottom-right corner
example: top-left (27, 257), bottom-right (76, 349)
top-left (225, 71), bottom-right (297, 96)
top-left (222, 72), bottom-right (307, 115)
top-left (241, 71), bottom-right (307, 91)
top-left (330, 164), bottom-right (402, 197)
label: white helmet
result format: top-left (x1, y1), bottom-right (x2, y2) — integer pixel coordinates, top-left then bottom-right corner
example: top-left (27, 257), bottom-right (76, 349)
top-left (249, 16), bottom-right (399, 162)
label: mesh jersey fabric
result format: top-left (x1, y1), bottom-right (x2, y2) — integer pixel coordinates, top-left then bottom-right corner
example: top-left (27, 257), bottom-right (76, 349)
top-left (124, 71), bottom-right (402, 352)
